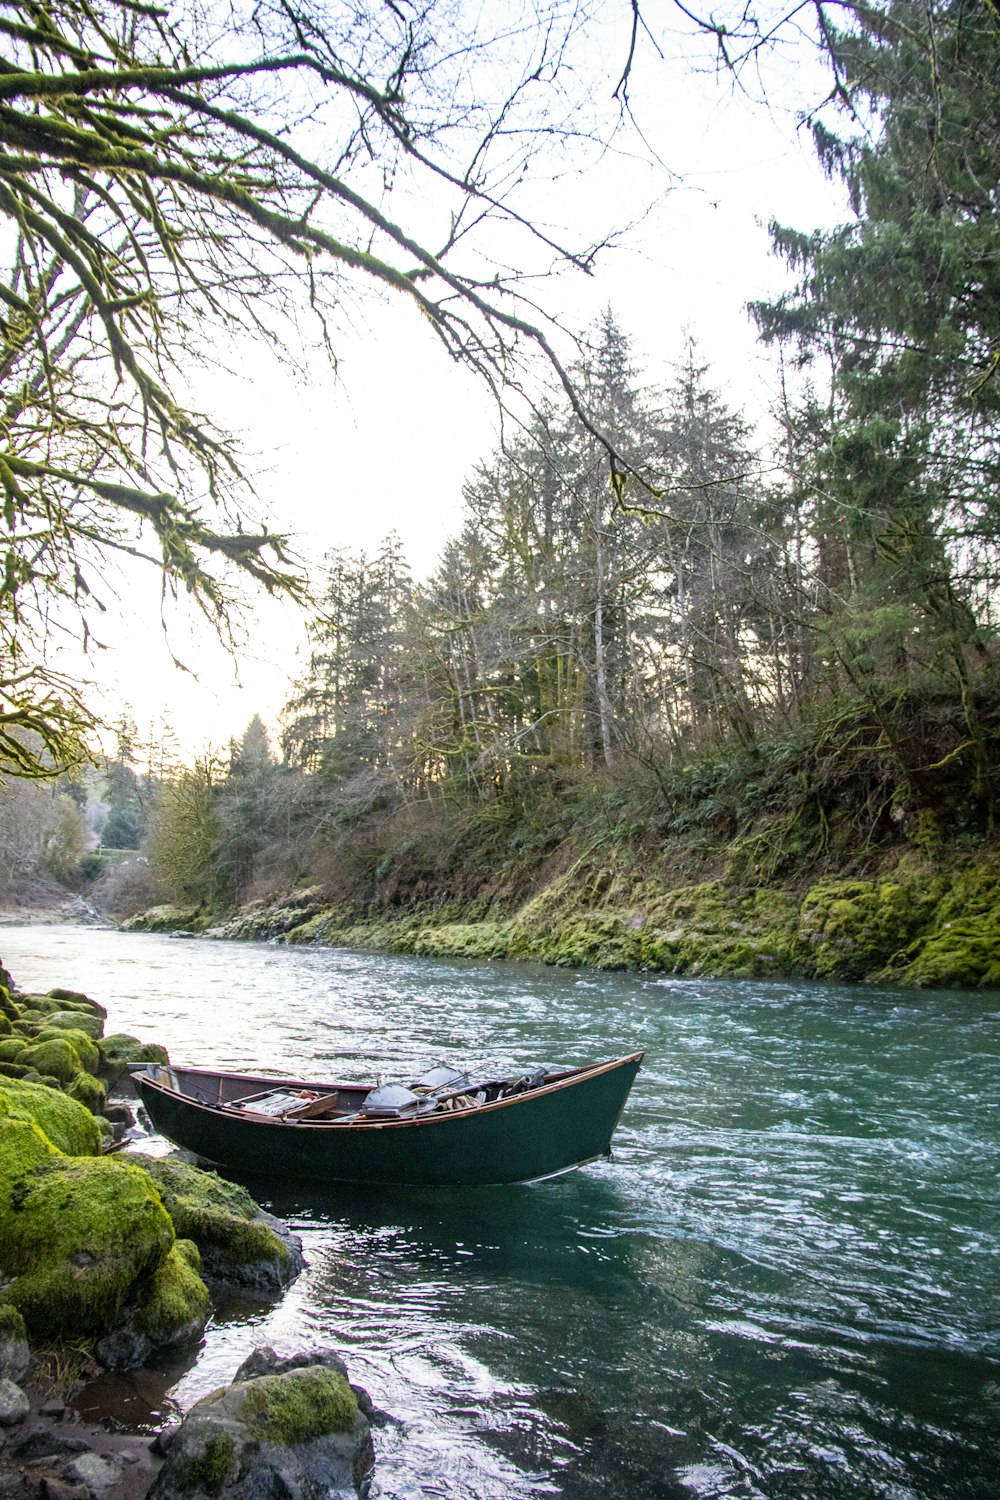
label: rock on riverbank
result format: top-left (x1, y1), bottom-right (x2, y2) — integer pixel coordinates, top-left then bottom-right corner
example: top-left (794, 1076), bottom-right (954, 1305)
top-left (0, 1341), bottom-right (374, 1500)
top-left (149, 1346), bottom-right (375, 1500)
top-left (0, 963), bottom-right (360, 1500)
top-left (123, 849), bottom-right (1000, 989)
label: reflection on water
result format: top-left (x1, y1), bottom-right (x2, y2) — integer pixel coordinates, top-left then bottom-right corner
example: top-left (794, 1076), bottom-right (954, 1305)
top-left (2, 927), bottom-right (999, 1498)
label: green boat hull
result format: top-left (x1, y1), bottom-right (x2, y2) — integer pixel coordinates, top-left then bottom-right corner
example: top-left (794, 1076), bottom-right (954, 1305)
top-left (132, 1054), bottom-right (643, 1187)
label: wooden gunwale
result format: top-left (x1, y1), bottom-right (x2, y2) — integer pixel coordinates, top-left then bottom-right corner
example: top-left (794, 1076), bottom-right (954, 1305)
top-left (138, 1053), bottom-right (644, 1133)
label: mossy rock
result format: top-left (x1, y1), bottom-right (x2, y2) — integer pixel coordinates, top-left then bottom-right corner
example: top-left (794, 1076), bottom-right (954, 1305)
top-left (34, 1026), bottom-right (101, 1074)
top-left (0, 985), bottom-right (18, 1021)
top-left (121, 905), bottom-right (204, 933)
top-left (43, 1009), bottom-right (105, 1041)
top-left (135, 1239), bottom-right (211, 1341)
top-left (0, 1038), bottom-right (27, 1061)
top-left (100, 1035), bottom-right (170, 1081)
top-left (17, 1036), bottom-right (84, 1085)
top-left (68, 1072), bottom-right (109, 1114)
top-left (15, 995), bottom-right (69, 1016)
top-left (11, 1010), bottom-right (52, 1034)
top-left (240, 1366), bottom-right (357, 1443)
top-left (798, 878), bottom-right (934, 980)
top-left (0, 1061), bottom-right (30, 1079)
top-left (284, 908), bottom-right (344, 945)
top-left (411, 921), bottom-right (512, 960)
top-left (0, 1155), bottom-right (174, 1337)
top-left (174, 1431), bottom-right (239, 1495)
top-left (880, 911), bottom-right (1000, 988)
top-left (130, 1153), bottom-right (292, 1275)
top-left (0, 1115), bottom-right (60, 1189)
top-left (0, 1014), bottom-right (10, 1037)
top-left (0, 1075), bottom-right (101, 1156)
top-left (47, 988), bottom-right (107, 1019)
top-left (534, 912), bottom-right (642, 970)
top-left (0, 1304), bottom-right (27, 1341)
top-left (150, 1354), bottom-right (371, 1500)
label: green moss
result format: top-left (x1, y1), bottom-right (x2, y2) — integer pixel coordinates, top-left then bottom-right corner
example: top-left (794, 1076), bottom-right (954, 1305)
top-left (0, 985), bottom-right (17, 1020)
top-left (130, 1154), bottom-right (288, 1268)
top-left (411, 921), bottom-right (512, 960)
top-left (16, 995), bottom-right (66, 1015)
top-left (240, 1366), bottom-right (357, 1444)
top-left (0, 1014), bottom-right (10, 1037)
top-left (0, 1075), bottom-right (101, 1156)
top-left (43, 1010), bottom-right (105, 1041)
top-left (284, 907), bottom-right (345, 945)
top-left (0, 1303), bottom-right (26, 1342)
top-left (0, 1156), bottom-right (174, 1337)
top-left (135, 1240), bottom-right (210, 1338)
top-left (67, 1072), bottom-right (108, 1114)
top-left (0, 1039), bottom-right (27, 1062)
top-left (881, 912), bottom-right (1000, 988)
top-left (17, 1037), bottom-right (83, 1084)
top-left (47, 988), bottom-right (106, 1017)
top-left (12, 1010), bottom-right (49, 1033)
top-left (121, 905), bottom-right (204, 933)
top-left (0, 1116), bottom-right (60, 1188)
top-left (35, 1026), bottom-right (101, 1074)
top-left (798, 876), bottom-right (938, 980)
top-left (536, 912), bottom-right (641, 969)
top-left (100, 1035), bottom-right (170, 1076)
top-left (0, 1062), bottom-right (29, 1079)
top-left (177, 1432), bottom-right (237, 1495)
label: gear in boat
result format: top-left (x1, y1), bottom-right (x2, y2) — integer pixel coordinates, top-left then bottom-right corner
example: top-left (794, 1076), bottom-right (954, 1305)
top-left (228, 1062), bottom-right (553, 1122)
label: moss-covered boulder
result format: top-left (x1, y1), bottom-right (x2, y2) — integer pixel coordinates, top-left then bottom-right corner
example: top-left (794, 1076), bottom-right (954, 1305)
top-left (32, 1025), bottom-right (101, 1074)
top-left (0, 1075), bottom-right (101, 1157)
top-left (0, 1155), bottom-right (174, 1337)
top-left (881, 911), bottom-right (1000, 987)
top-left (121, 905), bottom-right (205, 933)
top-left (147, 1348), bottom-right (373, 1500)
top-left (14, 994), bottom-right (69, 1017)
top-left (411, 919), bottom-right (513, 961)
top-left (129, 1153), bottom-right (304, 1295)
top-left (874, 859), bottom-right (1000, 987)
top-left (42, 1009), bottom-right (105, 1041)
top-left (15, 1036), bottom-right (85, 1086)
top-left (796, 878), bottom-right (931, 980)
top-left (134, 1239), bottom-right (211, 1345)
top-left (46, 987), bottom-right (107, 1019)
top-left (67, 1071), bottom-right (109, 1114)
top-left (100, 1034), bottom-right (170, 1083)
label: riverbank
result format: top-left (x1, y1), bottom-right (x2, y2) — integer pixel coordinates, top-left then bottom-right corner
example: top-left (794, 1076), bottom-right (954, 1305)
top-left (120, 843), bottom-right (1000, 989)
top-left (0, 962), bottom-right (374, 1500)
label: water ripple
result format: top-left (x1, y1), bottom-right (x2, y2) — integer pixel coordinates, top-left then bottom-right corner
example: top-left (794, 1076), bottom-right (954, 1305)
top-left (2, 927), bottom-right (998, 1499)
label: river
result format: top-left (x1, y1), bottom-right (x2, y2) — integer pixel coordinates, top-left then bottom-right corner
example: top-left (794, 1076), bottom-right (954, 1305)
top-left (1, 925), bottom-right (998, 1500)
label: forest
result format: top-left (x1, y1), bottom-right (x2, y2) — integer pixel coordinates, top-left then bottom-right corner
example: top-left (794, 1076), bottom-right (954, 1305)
top-left (2, 0), bottom-right (999, 988)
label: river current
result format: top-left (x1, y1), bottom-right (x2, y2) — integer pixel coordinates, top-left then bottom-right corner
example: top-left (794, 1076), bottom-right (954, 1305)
top-left (1, 925), bottom-right (998, 1499)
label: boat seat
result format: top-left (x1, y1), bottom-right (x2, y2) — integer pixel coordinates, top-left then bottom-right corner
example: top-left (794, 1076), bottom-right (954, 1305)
top-left (226, 1087), bottom-right (343, 1120)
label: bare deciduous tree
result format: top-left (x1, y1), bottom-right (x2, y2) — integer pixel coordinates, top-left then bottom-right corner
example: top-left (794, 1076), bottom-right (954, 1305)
top-left (0, 0), bottom-right (642, 776)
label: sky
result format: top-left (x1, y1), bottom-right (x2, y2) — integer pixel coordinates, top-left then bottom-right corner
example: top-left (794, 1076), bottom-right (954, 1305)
top-left (85, 9), bottom-right (851, 764)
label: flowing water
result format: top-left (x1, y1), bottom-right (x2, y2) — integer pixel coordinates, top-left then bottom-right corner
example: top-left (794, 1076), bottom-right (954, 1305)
top-left (2, 925), bottom-right (998, 1500)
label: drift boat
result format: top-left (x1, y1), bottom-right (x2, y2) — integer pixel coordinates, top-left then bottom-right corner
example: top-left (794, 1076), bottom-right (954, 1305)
top-left (130, 1053), bottom-right (644, 1187)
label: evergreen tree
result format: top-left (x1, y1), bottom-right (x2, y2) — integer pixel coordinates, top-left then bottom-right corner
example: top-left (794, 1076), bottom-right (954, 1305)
top-left (752, 0), bottom-right (1000, 810)
top-left (654, 336), bottom-right (768, 748)
top-left (283, 537), bottom-right (413, 782)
